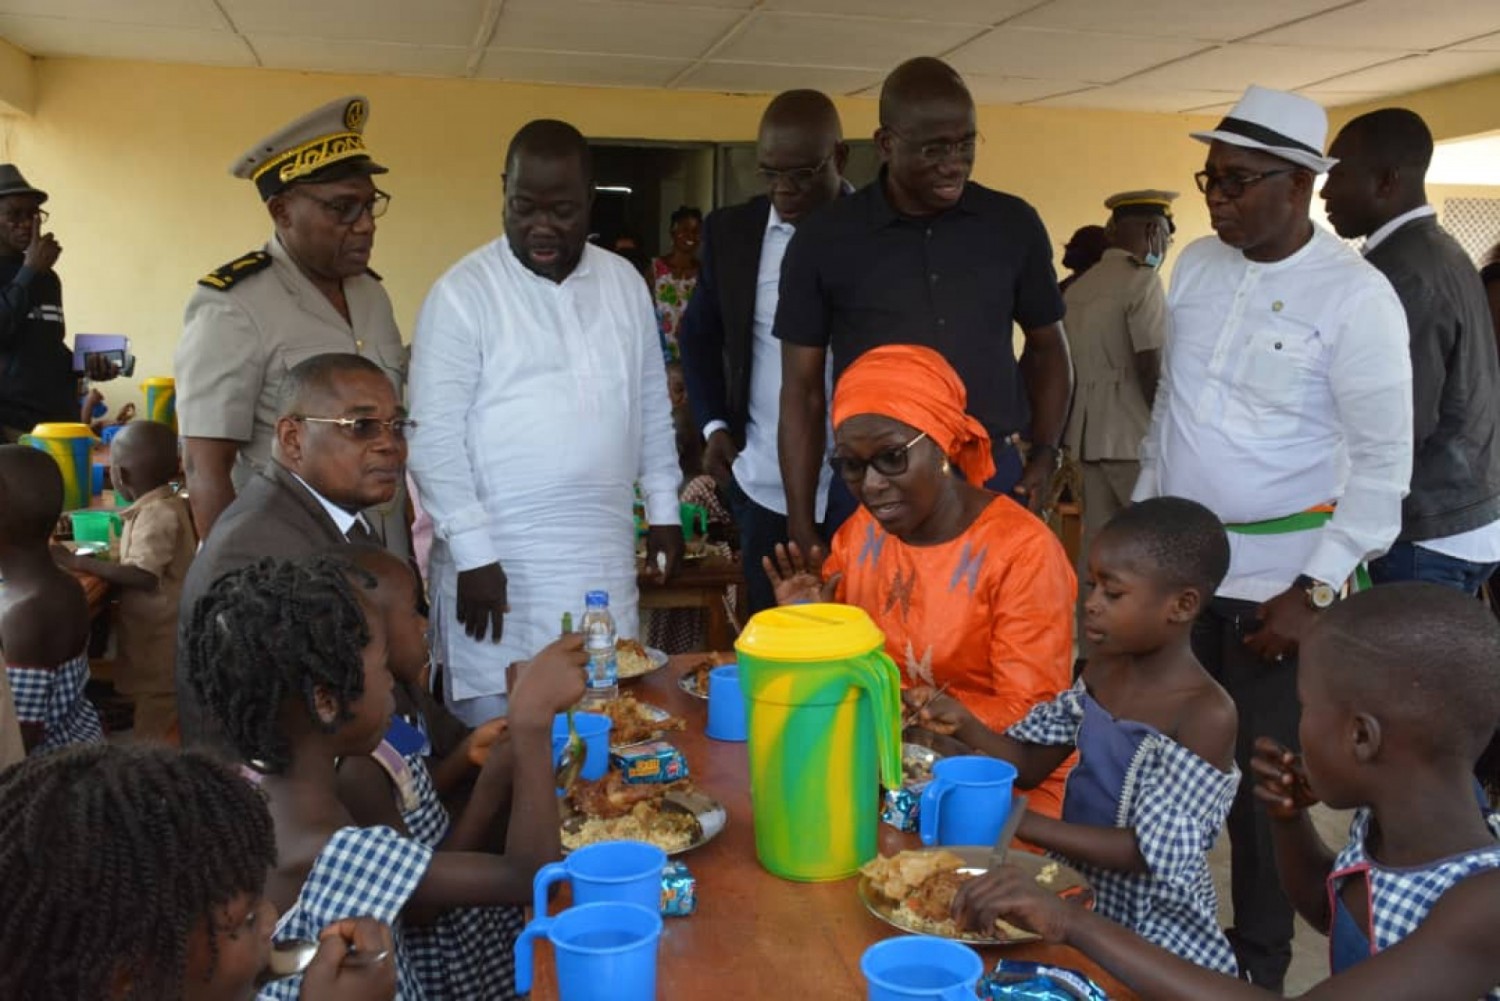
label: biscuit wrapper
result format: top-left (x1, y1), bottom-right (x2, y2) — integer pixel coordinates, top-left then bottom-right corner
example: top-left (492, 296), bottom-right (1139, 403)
top-left (979, 959), bottom-right (1109, 1000)
top-left (611, 740), bottom-right (690, 784)
top-left (660, 860), bottom-right (697, 917)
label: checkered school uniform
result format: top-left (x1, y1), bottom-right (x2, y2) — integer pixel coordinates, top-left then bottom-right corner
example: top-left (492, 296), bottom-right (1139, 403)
top-left (371, 731), bottom-right (528, 1001)
top-left (1329, 806), bottom-right (1500, 997)
top-left (1009, 684), bottom-right (1240, 973)
top-left (6, 650), bottom-right (103, 753)
top-left (258, 826), bottom-right (434, 1001)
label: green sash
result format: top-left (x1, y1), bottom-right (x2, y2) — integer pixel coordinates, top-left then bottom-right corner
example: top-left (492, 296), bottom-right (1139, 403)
top-left (1224, 508), bottom-right (1373, 591)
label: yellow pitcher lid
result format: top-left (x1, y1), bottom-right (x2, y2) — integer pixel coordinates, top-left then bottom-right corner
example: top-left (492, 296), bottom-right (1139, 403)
top-left (141, 376), bottom-right (175, 388)
top-left (27, 422), bottom-right (96, 439)
top-left (736, 603), bottom-right (886, 662)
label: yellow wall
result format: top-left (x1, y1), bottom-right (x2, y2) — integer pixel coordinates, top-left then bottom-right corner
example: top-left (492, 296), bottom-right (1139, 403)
top-left (1331, 70), bottom-right (1500, 143)
top-left (5, 57), bottom-right (1229, 411)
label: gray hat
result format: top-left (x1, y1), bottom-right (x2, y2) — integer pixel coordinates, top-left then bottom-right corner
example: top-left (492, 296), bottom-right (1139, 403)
top-left (231, 95), bottom-right (387, 200)
top-left (0, 165), bottom-right (48, 204)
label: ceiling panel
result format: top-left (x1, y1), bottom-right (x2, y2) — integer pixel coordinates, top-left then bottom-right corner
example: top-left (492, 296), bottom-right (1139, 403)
top-left (476, 48), bottom-right (687, 88)
top-left (675, 60), bottom-right (883, 95)
top-left (713, 12), bottom-right (982, 70)
top-left (1122, 42), bottom-right (1399, 92)
top-left (489, 0), bottom-right (742, 60)
top-left (948, 27), bottom-right (1208, 83)
top-left (1030, 84), bottom-right (1246, 113)
top-left (1008, 0), bottom-right (1350, 43)
top-left (758, 0), bottom-right (1034, 24)
top-left (0, 0), bottom-right (222, 29)
top-left (591, 0), bottom-right (755, 7)
top-left (251, 36), bottom-right (471, 76)
top-left (1249, 0), bottom-right (1500, 51)
top-left (218, 0), bottom-right (487, 46)
top-left (1306, 49), bottom-right (1500, 92)
top-left (963, 74), bottom-right (1086, 105)
top-left (1451, 31), bottom-right (1500, 53)
top-left (0, 14), bottom-right (252, 63)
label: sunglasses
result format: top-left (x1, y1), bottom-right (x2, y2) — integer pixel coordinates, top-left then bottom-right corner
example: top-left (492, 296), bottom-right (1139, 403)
top-left (293, 415), bottom-right (417, 440)
top-left (828, 431), bottom-right (929, 482)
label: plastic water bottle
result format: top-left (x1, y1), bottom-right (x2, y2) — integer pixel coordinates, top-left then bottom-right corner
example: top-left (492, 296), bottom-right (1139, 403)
top-left (580, 590), bottom-right (618, 704)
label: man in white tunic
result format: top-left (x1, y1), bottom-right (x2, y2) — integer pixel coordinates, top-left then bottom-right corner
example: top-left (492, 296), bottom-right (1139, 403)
top-left (1133, 85), bottom-right (1412, 989)
top-left (408, 120), bottom-right (683, 724)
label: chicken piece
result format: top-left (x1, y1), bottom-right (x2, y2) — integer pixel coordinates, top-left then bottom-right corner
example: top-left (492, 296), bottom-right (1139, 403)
top-left (568, 770), bottom-right (690, 820)
top-left (904, 868), bottom-right (973, 923)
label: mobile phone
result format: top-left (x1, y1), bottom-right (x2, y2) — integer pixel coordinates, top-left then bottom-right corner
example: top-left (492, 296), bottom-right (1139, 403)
top-left (84, 349), bottom-right (136, 377)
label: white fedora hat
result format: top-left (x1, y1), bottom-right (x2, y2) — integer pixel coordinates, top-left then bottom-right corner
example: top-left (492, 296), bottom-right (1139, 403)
top-left (1190, 85), bottom-right (1337, 174)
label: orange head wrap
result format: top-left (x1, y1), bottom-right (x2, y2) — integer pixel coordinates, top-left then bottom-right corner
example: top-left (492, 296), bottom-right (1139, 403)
top-left (831, 345), bottom-right (996, 485)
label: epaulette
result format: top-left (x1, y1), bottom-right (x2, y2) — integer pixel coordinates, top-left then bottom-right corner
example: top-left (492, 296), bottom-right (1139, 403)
top-left (197, 251), bottom-right (273, 290)
top-left (366, 266), bottom-right (383, 282)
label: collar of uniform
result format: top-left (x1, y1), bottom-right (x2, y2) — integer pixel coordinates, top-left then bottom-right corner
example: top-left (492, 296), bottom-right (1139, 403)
top-left (1362, 204), bottom-right (1437, 256)
top-left (866, 166), bottom-right (976, 228)
top-left (288, 470), bottom-right (368, 536)
top-left (119, 483), bottom-right (178, 521)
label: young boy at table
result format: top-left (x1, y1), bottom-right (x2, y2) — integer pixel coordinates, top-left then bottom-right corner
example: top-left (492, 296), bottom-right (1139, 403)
top-left (60, 420), bottom-right (195, 741)
top-left (908, 497), bottom-right (1240, 972)
top-left (0, 444), bottom-right (103, 754)
top-left (0, 743), bottom-right (397, 1001)
top-left (334, 545), bottom-right (527, 1000)
top-left (953, 582), bottom-right (1500, 998)
top-left (185, 555), bottom-right (587, 1000)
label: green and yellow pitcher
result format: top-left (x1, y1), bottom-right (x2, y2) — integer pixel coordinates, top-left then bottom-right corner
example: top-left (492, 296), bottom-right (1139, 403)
top-left (736, 604), bottom-right (902, 882)
top-left (141, 376), bottom-right (177, 431)
top-left (19, 422), bottom-right (96, 512)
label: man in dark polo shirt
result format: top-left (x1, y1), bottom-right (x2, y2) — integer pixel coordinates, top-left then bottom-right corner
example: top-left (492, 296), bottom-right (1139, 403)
top-left (775, 57), bottom-right (1072, 553)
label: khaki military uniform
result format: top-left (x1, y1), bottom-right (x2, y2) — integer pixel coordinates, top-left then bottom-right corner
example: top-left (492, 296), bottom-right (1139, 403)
top-left (174, 234), bottom-right (411, 557)
top-left (1063, 247), bottom-right (1166, 634)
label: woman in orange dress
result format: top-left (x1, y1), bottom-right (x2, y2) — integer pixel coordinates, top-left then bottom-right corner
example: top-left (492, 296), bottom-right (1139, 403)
top-left (766, 344), bottom-right (1076, 817)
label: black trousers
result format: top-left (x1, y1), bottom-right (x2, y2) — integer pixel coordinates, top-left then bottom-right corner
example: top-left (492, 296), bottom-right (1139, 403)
top-left (1192, 597), bottom-right (1301, 991)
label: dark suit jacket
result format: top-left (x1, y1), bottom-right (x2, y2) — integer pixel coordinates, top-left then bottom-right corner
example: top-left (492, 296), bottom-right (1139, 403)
top-left (679, 196), bottom-right (773, 448)
top-left (175, 460), bottom-right (350, 746)
top-left (1366, 216), bottom-right (1500, 541)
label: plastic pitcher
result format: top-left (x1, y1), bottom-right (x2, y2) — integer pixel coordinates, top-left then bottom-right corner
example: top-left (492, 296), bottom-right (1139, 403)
top-left (736, 604), bottom-right (902, 881)
top-left (141, 376), bottom-right (177, 431)
top-left (679, 502), bottom-right (708, 539)
top-left (71, 510), bottom-right (121, 546)
top-left (18, 422), bottom-right (96, 512)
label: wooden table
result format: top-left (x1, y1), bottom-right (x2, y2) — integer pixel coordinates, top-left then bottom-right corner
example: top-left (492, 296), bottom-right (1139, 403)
top-left (530, 656), bottom-right (1138, 1000)
top-left (637, 555), bottom-right (744, 652)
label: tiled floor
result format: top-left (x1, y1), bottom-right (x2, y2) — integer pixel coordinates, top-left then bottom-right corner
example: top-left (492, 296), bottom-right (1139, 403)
top-left (1208, 803), bottom-right (1354, 996)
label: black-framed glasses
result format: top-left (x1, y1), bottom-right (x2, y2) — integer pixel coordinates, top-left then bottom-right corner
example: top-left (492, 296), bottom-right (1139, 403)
top-left (297, 188), bottom-right (391, 226)
top-left (884, 128), bottom-right (981, 164)
top-left (293, 415), bottom-right (417, 440)
top-left (829, 431), bottom-right (929, 482)
top-left (756, 153), bottom-right (834, 189)
top-left (0, 207), bottom-right (46, 226)
top-left (1193, 168), bottom-right (1296, 200)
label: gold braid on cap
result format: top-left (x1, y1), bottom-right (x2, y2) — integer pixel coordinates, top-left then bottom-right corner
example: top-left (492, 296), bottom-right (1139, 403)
top-left (252, 131), bottom-right (368, 187)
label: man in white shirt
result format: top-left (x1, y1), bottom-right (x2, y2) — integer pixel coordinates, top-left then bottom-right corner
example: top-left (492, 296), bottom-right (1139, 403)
top-left (677, 90), bottom-right (847, 615)
top-left (408, 120), bottom-right (682, 725)
top-left (1133, 85), bottom-right (1412, 989)
top-left (1322, 108), bottom-right (1500, 593)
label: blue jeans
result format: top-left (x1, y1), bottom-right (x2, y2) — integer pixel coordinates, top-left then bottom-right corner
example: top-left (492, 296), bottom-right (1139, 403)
top-left (1369, 540), bottom-right (1499, 594)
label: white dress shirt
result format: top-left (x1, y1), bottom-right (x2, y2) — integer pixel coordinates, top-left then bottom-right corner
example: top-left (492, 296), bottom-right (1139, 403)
top-left (1363, 204), bottom-right (1500, 564)
top-left (705, 205), bottom-right (833, 517)
top-left (290, 471), bottom-right (369, 538)
top-left (408, 238), bottom-right (679, 702)
top-left (1134, 226), bottom-right (1413, 601)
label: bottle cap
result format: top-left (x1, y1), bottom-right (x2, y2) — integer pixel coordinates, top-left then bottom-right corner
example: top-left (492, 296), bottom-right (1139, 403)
top-left (585, 590), bottom-right (609, 607)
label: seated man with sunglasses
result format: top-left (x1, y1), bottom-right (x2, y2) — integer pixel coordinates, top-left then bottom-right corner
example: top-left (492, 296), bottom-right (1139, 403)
top-left (1133, 84), bottom-right (1412, 990)
top-left (175, 352), bottom-right (413, 749)
top-left (764, 345), bottom-right (1076, 820)
top-left (175, 95), bottom-right (409, 555)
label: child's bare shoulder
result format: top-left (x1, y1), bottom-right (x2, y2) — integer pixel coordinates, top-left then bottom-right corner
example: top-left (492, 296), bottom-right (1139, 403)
top-left (0, 572), bottom-right (89, 665)
top-left (1175, 671), bottom-right (1238, 772)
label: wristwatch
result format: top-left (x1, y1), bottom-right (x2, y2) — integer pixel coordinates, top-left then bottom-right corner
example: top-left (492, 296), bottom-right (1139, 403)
top-left (1294, 574), bottom-right (1339, 610)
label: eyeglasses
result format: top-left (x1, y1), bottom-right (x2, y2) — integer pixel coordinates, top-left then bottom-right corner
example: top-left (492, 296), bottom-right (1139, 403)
top-left (297, 189), bottom-right (391, 226)
top-left (884, 128), bottom-right (981, 164)
top-left (1193, 168), bottom-right (1296, 200)
top-left (829, 431), bottom-right (929, 482)
top-left (756, 153), bottom-right (834, 189)
top-left (0, 207), bottom-right (46, 226)
top-left (293, 415), bottom-right (417, 440)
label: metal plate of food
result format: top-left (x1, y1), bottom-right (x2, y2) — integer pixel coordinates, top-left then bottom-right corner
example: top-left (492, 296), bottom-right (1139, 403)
top-left (678, 659), bottom-right (712, 700)
top-left (901, 742), bottom-right (940, 787)
top-left (600, 695), bottom-right (686, 751)
top-left (858, 846), bottom-right (1094, 945)
top-left (615, 639), bottom-right (669, 680)
top-left (561, 782), bottom-right (727, 857)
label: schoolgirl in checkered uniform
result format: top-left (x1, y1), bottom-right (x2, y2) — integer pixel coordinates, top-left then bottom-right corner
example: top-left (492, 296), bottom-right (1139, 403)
top-left (183, 556), bottom-right (588, 1001)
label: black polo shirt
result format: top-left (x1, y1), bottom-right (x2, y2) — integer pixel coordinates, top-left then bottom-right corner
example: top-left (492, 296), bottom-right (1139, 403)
top-left (774, 172), bottom-right (1064, 442)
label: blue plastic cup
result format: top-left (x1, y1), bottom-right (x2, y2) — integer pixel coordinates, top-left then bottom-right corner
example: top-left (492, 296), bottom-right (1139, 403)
top-left (90, 461), bottom-right (106, 496)
top-left (919, 755), bottom-right (1017, 847)
top-left (706, 663), bottom-right (747, 742)
top-left (533, 840), bottom-right (667, 917)
top-left (515, 900), bottom-right (663, 1000)
top-left (553, 712), bottom-right (612, 782)
top-left (861, 936), bottom-right (983, 1000)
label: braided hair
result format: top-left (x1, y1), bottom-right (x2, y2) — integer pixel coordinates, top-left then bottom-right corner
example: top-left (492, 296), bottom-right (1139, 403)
top-left (0, 744), bottom-right (276, 1001)
top-left (184, 555), bottom-right (371, 774)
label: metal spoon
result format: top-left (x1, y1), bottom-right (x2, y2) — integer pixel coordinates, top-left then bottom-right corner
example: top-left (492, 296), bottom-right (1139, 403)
top-left (555, 707), bottom-right (587, 792)
top-left (264, 939), bottom-right (391, 981)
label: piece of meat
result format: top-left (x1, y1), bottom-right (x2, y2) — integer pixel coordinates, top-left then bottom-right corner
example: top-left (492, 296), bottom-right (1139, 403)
top-left (568, 771), bottom-right (689, 820)
top-left (905, 869), bottom-right (973, 923)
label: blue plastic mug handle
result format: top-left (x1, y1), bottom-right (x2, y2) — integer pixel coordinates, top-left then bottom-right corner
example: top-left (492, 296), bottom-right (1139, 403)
top-left (513, 913), bottom-right (554, 995)
top-left (919, 776), bottom-right (951, 846)
top-left (532, 860), bottom-right (572, 918)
